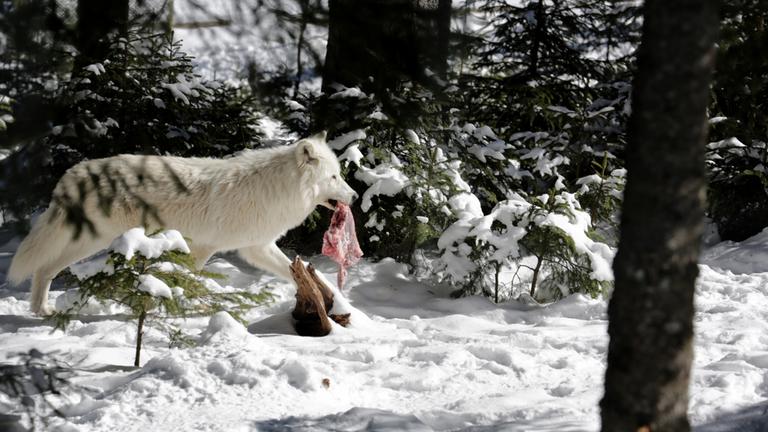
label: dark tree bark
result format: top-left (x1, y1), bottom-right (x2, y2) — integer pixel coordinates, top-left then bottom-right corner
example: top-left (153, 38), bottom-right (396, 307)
top-left (134, 310), bottom-right (146, 367)
top-left (76, 0), bottom-right (129, 65)
top-left (600, 1), bottom-right (720, 431)
top-left (527, 0), bottom-right (546, 78)
top-left (322, 0), bottom-right (451, 94)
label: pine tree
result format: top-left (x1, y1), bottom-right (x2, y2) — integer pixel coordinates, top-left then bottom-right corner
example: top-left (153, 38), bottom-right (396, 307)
top-left (706, 0), bottom-right (768, 241)
top-left (53, 229), bottom-right (272, 367)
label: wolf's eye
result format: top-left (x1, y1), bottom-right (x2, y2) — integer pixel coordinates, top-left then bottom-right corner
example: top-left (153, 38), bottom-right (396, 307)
top-left (332, 175), bottom-right (338, 180)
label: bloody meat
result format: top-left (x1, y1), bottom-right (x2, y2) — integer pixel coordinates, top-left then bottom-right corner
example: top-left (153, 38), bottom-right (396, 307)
top-left (322, 203), bottom-right (363, 288)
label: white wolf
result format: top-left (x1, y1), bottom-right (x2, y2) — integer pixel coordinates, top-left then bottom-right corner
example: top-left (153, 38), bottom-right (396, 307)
top-left (7, 132), bottom-right (357, 315)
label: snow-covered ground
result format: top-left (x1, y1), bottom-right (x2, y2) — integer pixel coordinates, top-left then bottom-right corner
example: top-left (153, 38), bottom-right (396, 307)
top-left (1, 228), bottom-right (768, 431)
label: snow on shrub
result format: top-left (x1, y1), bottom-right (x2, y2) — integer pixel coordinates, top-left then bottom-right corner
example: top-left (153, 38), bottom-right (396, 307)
top-left (438, 190), bottom-right (613, 302)
top-left (54, 228), bottom-right (272, 366)
top-left (272, 77), bottom-right (623, 303)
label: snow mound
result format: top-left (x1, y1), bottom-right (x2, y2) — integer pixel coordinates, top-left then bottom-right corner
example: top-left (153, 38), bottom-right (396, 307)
top-left (254, 407), bottom-right (432, 431)
top-left (200, 311), bottom-right (248, 343)
top-left (58, 395), bottom-right (110, 418)
top-left (701, 227), bottom-right (768, 274)
top-left (206, 351), bottom-right (268, 387)
top-left (54, 289), bottom-right (125, 315)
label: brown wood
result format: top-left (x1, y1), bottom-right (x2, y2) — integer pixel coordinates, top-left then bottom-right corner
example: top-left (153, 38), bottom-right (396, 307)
top-left (134, 310), bottom-right (146, 367)
top-left (329, 313), bottom-right (351, 327)
top-left (290, 257), bottom-right (350, 337)
top-left (307, 263), bottom-right (334, 311)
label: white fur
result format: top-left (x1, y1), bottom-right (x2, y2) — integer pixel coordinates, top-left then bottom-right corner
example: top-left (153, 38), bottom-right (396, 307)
top-left (7, 132), bottom-right (357, 315)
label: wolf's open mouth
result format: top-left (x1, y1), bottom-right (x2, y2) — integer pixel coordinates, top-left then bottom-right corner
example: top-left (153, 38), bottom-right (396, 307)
top-left (321, 199), bottom-right (339, 210)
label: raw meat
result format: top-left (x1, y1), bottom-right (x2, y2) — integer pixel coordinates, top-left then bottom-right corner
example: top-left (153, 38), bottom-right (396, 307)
top-left (322, 203), bottom-right (363, 288)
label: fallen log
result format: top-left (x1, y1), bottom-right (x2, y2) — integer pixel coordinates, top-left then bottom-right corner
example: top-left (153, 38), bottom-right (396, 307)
top-left (290, 257), bottom-right (351, 337)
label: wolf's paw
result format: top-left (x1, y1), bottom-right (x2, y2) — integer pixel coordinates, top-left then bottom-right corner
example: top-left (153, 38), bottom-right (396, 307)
top-left (31, 303), bottom-right (54, 317)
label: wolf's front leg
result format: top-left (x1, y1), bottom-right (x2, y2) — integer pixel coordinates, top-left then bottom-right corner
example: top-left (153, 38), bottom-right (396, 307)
top-left (238, 243), bottom-right (294, 282)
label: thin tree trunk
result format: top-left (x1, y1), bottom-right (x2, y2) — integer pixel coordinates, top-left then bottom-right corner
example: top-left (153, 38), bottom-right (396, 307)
top-left (294, 2), bottom-right (308, 99)
top-left (600, 1), bottom-right (720, 431)
top-left (528, 0), bottom-right (546, 78)
top-left (322, 0), bottom-right (451, 93)
top-left (76, 0), bottom-right (129, 67)
top-left (530, 255), bottom-right (542, 298)
top-left (494, 262), bottom-right (500, 304)
top-left (166, 0), bottom-right (175, 37)
top-left (134, 311), bottom-right (146, 367)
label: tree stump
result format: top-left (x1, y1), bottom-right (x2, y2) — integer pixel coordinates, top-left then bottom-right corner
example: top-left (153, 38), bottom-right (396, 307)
top-left (290, 257), bottom-right (351, 337)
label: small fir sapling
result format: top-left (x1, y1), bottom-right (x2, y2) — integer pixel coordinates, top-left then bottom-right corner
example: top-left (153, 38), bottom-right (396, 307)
top-left (52, 228), bottom-right (272, 367)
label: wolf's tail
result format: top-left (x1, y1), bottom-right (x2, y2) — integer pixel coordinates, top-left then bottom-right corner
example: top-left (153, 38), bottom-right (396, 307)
top-left (7, 206), bottom-right (66, 285)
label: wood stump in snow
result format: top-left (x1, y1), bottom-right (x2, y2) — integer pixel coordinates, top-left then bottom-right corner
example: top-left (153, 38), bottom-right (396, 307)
top-left (290, 257), bottom-right (351, 337)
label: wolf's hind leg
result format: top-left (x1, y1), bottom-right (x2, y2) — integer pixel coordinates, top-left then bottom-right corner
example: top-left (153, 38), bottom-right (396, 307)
top-left (29, 235), bottom-right (115, 315)
top-left (189, 244), bottom-right (216, 269)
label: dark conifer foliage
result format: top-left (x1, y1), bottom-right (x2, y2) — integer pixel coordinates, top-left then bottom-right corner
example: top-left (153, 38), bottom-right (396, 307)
top-left (75, 0), bottom-right (129, 67)
top-left (706, 0), bottom-right (768, 241)
top-left (461, 0), bottom-right (640, 133)
top-left (1, 0), bottom-right (763, 304)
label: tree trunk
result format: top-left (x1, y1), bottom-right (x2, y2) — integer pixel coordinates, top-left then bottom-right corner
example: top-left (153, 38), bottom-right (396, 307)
top-left (76, 0), bottom-right (129, 66)
top-left (134, 311), bottom-right (146, 367)
top-left (322, 0), bottom-right (451, 94)
top-left (527, 0), bottom-right (546, 79)
top-left (600, 1), bottom-right (720, 431)
top-left (166, 0), bottom-right (175, 37)
top-left (293, 0), bottom-right (309, 98)
top-left (529, 255), bottom-right (542, 299)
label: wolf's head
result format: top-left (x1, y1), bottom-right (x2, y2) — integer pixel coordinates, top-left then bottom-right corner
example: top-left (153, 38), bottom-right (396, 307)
top-left (295, 131), bottom-right (358, 210)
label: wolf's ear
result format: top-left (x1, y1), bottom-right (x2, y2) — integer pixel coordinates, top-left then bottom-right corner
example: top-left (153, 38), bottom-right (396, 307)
top-left (309, 130), bottom-right (327, 143)
top-left (296, 139), bottom-right (319, 167)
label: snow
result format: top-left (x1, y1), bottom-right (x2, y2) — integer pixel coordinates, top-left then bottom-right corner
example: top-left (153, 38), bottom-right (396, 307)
top-left (69, 254), bottom-right (114, 279)
top-left (338, 143), bottom-right (365, 167)
top-left (707, 137), bottom-right (747, 150)
top-left (329, 86), bottom-right (366, 100)
top-left (448, 192), bottom-right (484, 219)
top-left (405, 129), bottom-right (421, 145)
top-left (1, 230), bottom-right (766, 431)
top-left (709, 116), bottom-right (728, 124)
top-left (159, 74), bottom-right (211, 105)
top-left (199, 311), bottom-right (248, 343)
top-left (136, 274), bottom-right (173, 299)
top-left (700, 227), bottom-right (768, 274)
top-left (539, 193), bottom-right (614, 281)
top-left (83, 63), bottom-right (106, 76)
top-left (109, 228), bottom-right (190, 260)
top-left (354, 164), bottom-right (410, 212)
top-left (328, 129), bottom-right (367, 151)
